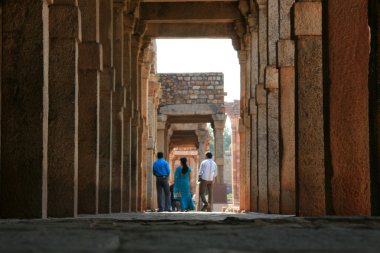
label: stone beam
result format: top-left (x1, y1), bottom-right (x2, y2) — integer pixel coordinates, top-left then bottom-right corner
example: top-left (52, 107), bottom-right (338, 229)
top-left (167, 115), bottom-right (212, 124)
top-left (145, 23), bottom-right (235, 38)
top-left (140, 2), bottom-right (243, 24)
top-left (160, 104), bottom-right (220, 115)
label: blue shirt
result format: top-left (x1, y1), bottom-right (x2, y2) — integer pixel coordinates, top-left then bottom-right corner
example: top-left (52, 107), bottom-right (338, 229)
top-left (153, 158), bottom-right (171, 177)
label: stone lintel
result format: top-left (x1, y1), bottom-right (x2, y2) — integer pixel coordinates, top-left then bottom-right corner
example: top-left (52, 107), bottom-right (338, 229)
top-left (140, 2), bottom-right (243, 23)
top-left (294, 2), bottom-right (322, 36)
top-left (256, 84), bottom-right (267, 105)
top-left (145, 23), bottom-right (234, 38)
top-left (50, 3), bottom-right (82, 41)
top-left (79, 42), bottom-right (103, 71)
top-left (265, 66), bottom-right (279, 90)
top-left (160, 104), bottom-right (220, 116)
top-left (277, 39), bottom-right (295, 67)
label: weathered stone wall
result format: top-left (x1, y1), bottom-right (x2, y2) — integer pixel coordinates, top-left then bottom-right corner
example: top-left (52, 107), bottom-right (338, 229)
top-left (158, 73), bottom-right (224, 106)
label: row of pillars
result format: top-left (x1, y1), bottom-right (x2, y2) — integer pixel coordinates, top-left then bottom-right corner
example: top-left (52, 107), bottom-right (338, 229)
top-left (0, 0), bottom-right (160, 218)
top-left (237, 0), bottom-right (379, 215)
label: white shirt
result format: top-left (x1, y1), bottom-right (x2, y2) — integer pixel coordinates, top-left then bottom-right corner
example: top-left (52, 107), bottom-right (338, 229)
top-left (199, 159), bottom-right (218, 181)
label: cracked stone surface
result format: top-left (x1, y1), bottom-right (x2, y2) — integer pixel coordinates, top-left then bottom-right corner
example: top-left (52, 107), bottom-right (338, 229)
top-left (1, 213), bottom-right (380, 252)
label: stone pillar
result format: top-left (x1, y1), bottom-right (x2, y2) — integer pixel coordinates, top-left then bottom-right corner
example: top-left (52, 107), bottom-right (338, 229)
top-left (111, 0), bottom-right (125, 213)
top-left (146, 78), bottom-right (160, 210)
top-left (247, 12), bottom-right (259, 212)
top-left (47, 0), bottom-right (81, 218)
top-left (256, 83), bottom-right (268, 213)
top-left (77, 0), bottom-right (102, 215)
top-left (212, 114), bottom-right (227, 184)
top-left (265, 67), bottom-right (280, 214)
top-left (0, 1), bottom-right (49, 218)
top-left (328, 0), bottom-right (372, 215)
top-left (98, 0), bottom-right (114, 214)
top-left (130, 34), bottom-right (142, 211)
top-left (278, 0), bottom-right (296, 215)
top-left (157, 115), bottom-right (168, 156)
top-left (230, 114), bottom-right (241, 206)
top-left (237, 50), bottom-right (249, 211)
top-left (122, 13), bottom-right (134, 213)
top-left (294, 1), bottom-right (326, 216)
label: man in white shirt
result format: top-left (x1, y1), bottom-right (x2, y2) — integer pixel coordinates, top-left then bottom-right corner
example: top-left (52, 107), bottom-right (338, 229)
top-left (198, 152), bottom-right (218, 211)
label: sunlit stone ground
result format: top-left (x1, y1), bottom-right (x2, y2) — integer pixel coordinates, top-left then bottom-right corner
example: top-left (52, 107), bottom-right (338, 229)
top-left (1, 212), bottom-right (380, 252)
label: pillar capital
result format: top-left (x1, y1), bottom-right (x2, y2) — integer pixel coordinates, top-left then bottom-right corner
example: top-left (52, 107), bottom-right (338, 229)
top-left (212, 114), bottom-right (227, 130)
top-left (247, 13), bottom-right (258, 33)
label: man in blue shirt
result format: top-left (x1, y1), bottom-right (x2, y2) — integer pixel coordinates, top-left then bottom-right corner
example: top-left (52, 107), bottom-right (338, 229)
top-left (153, 152), bottom-right (171, 212)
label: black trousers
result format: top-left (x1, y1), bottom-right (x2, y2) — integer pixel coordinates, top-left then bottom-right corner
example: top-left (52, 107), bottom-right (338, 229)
top-left (156, 177), bottom-right (171, 211)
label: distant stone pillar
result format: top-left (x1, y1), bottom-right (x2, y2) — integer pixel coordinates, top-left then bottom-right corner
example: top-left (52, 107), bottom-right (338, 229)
top-left (230, 114), bottom-right (241, 206)
top-left (212, 114), bottom-right (227, 184)
top-left (146, 78), bottom-right (161, 210)
top-left (157, 115), bottom-right (168, 155)
top-left (294, 1), bottom-right (326, 216)
top-left (278, 0), bottom-right (296, 215)
top-left (48, 0), bottom-right (81, 217)
top-left (1, 1), bottom-right (49, 218)
top-left (265, 66), bottom-right (280, 214)
top-left (98, 0), bottom-right (114, 214)
top-left (111, 0), bottom-right (125, 213)
top-left (78, 0), bottom-right (103, 214)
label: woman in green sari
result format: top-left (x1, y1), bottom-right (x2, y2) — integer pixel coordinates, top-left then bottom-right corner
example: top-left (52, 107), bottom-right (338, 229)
top-left (173, 157), bottom-right (195, 211)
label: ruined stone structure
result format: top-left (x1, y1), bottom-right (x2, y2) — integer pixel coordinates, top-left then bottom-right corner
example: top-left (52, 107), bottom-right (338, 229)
top-left (1, 0), bottom-right (380, 219)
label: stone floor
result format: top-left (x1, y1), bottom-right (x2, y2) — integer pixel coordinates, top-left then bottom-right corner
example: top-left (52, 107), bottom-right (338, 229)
top-left (1, 212), bottom-right (380, 252)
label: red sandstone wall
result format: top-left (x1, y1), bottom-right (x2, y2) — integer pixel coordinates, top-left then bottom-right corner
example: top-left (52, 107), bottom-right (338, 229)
top-left (328, 0), bottom-right (371, 215)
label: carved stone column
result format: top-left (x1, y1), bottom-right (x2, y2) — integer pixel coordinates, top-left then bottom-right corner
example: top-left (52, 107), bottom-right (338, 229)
top-left (294, 0), bottom-right (326, 216)
top-left (278, 0), bottom-right (296, 215)
top-left (98, 0), bottom-right (114, 214)
top-left (212, 114), bottom-right (227, 184)
top-left (256, 83), bottom-right (268, 213)
top-left (146, 77), bottom-right (160, 210)
top-left (122, 13), bottom-right (134, 213)
top-left (1, 1), bottom-right (49, 218)
top-left (265, 66), bottom-right (280, 214)
top-left (130, 34), bottom-right (142, 212)
top-left (111, 0), bottom-right (125, 213)
top-left (78, 0), bottom-right (103, 214)
top-left (48, 0), bottom-right (81, 217)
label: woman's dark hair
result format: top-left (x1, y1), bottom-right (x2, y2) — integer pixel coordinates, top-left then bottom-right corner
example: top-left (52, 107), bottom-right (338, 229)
top-left (180, 157), bottom-right (189, 174)
top-left (157, 152), bottom-right (164, 159)
top-left (206, 152), bottom-right (213, 159)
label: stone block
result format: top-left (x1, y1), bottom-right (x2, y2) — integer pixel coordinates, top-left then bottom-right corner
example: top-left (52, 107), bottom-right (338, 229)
top-left (79, 42), bottom-right (103, 70)
top-left (256, 84), bottom-right (267, 105)
top-left (265, 66), bottom-right (279, 90)
top-left (49, 4), bottom-right (82, 40)
top-left (277, 40), bottom-right (295, 67)
top-left (279, 0), bottom-right (295, 39)
top-left (294, 2), bottom-right (322, 36)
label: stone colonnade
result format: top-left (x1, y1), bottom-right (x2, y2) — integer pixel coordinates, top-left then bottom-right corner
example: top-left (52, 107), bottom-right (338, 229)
top-left (0, 0), bottom-right (160, 218)
top-left (235, 0), bottom-right (380, 215)
top-left (1, 0), bottom-right (380, 218)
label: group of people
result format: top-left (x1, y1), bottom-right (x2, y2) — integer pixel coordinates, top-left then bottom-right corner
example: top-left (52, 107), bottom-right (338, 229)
top-left (152, 151), bottom-right (218, 212)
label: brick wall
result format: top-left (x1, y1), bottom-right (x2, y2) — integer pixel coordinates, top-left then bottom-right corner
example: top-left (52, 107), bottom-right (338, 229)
top-left (158, 73), bottom-right (225, 106)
